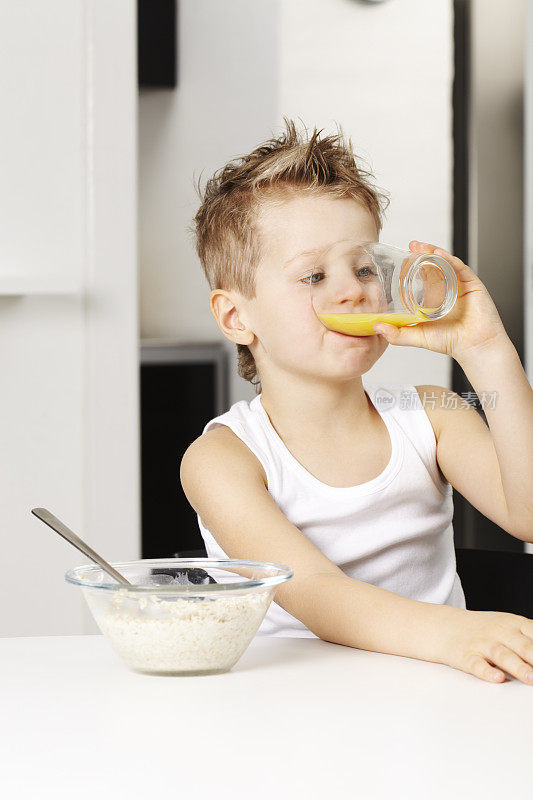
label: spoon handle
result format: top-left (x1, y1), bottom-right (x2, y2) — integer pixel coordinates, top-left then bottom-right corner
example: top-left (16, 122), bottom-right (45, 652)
top-left (31, 507), bottom-right (131, 585)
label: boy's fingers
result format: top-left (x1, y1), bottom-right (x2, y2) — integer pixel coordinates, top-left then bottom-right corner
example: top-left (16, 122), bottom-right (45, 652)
top-left (434, 247), bottom-right (477, 281)
top-left (466, 654), bottom-right (505, 683)
top-left (372, 322), bottom-right (427, 349)
top-left (410, 241), bottom-right (477, 283)
top-left (410, 240), bottom-right (438, 252)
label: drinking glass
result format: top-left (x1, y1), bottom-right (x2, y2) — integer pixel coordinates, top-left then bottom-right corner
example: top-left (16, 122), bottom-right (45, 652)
top-left (308, 240), bottom-right (458, 336)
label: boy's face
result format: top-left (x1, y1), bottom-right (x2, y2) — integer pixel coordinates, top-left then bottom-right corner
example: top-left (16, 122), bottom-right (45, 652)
top-left (239, 192), bottom-right (389, 384)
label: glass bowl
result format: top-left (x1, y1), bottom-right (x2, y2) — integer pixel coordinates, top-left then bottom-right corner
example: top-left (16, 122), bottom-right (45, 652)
top-left (66, 558), bottom-right (293, 676)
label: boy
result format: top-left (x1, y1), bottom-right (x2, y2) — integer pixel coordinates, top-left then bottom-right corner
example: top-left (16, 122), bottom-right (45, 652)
top-left (181, 119), bottom-right (533, 684)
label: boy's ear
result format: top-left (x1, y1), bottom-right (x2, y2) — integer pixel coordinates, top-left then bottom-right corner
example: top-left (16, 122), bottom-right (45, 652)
top-left (209, 289), bottom-right (255, 346)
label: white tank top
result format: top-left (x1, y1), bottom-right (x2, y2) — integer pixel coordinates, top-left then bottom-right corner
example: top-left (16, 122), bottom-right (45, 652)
top-left (197, 382), bottom-right (466, 638)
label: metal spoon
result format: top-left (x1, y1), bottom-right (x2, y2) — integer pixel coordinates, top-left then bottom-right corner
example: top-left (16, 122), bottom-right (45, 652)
top-left (31, 507), bottom-right (131, 585)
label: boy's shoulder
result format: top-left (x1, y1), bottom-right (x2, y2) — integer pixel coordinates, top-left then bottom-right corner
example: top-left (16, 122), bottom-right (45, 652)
top-left (413, 384), bottom-right (476, 442)
top-left (181, 425), bottom-right (268, 488)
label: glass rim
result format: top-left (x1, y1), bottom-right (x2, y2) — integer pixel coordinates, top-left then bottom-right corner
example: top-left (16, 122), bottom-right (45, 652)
top-left (310, 240), bottom-right (410, 257)
top-left (65, 557), bottom-right (294, 594)
top-left (407, 253), bottom-right (458, 319)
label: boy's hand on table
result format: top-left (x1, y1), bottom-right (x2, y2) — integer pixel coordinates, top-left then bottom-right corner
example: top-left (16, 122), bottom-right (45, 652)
top-left (439, 607), bottom-right (533, 685)
top-left (372, 241), bottom-right (510, 364)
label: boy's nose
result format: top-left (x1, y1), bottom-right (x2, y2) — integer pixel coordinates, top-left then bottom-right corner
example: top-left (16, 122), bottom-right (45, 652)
top-left (331, 277), bottom-right (368, 309)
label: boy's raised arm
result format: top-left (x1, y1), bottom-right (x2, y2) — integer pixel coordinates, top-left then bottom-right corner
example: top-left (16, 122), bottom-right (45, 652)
top-left (415, 366), bottom-right (532, 542)
top-left (453, 338), bottom-right (533, 541)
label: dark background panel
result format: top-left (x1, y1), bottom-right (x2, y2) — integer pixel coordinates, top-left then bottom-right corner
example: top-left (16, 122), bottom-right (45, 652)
top-left (140, 361), bottom-right (215, 558)
top-left (138, 0), bottom-right (177, 88)
top-left (451, 0), bottom-right (523, 552)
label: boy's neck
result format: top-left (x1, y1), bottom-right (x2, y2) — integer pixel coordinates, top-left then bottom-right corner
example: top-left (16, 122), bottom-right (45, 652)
top-left (259, 377), bottom-right (374, 444)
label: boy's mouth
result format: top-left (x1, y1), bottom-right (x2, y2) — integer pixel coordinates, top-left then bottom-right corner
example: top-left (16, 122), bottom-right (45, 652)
top-left (328, 329), bottom-right (373, 342)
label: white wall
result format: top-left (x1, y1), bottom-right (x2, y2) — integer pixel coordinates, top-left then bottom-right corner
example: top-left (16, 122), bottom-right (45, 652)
top-left (139, 0), bottom-right (454, 404)
top-left (0, 0), bottom-right (139, 636)
top-left (139, 0), bottom-right (281, 407)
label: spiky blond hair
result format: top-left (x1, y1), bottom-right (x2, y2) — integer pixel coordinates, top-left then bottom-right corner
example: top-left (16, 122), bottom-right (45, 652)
top-left (190, 117), bottom-right (390, 392)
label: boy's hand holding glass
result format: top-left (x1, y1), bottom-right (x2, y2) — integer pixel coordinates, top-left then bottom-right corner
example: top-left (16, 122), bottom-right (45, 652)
top-left (373, 241), bottom-right (510, 363)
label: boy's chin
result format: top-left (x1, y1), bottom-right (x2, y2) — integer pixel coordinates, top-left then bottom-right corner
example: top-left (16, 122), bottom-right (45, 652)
top-left (325, 338), bottom-right (387, 372)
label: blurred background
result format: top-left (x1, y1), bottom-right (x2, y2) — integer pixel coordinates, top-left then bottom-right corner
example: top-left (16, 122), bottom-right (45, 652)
top-left (1, 0), bottom-right (531, 635)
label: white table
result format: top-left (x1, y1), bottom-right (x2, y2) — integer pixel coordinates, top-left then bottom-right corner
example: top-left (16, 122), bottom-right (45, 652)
top-left (1, 634), bottom-right (532, 799)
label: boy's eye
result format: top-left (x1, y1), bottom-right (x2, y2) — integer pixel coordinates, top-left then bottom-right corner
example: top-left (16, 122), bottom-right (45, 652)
top-left (357, 265), bottom-right (376, 278)
top-left (300, 272), bottom-right (324, 285)
top-left (299, 266), bottom-right (376, 285)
